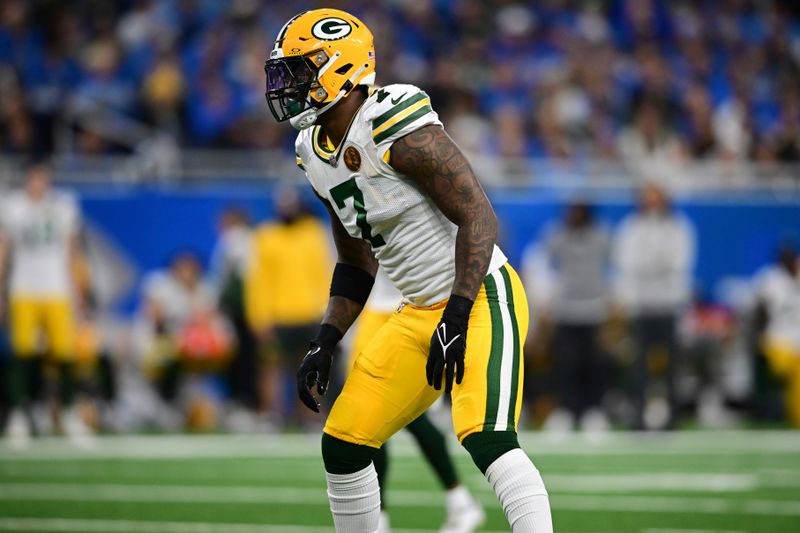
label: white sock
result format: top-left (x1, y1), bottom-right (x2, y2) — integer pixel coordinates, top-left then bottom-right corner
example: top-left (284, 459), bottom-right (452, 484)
top-left (326, 464), bottom-right (381, 533)
top-left (485, 448), bottom-right (553, 533)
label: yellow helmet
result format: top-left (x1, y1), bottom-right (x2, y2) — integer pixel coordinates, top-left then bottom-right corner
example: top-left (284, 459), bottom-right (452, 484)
top-left (265, 9), bottom-right (376, 129)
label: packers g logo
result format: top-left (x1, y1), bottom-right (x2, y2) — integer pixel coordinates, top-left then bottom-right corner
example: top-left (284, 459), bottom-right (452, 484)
top-left (311, 17), bottom-right (352, 40)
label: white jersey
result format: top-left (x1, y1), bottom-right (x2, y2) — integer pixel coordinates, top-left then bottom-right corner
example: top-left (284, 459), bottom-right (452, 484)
top-left (755, 265), bottom-right (800, 350)
top-left (296, 84), bottom-right (507, 306)
top-left (367, 268), bottom-right (403, 313)
top-left (0, 190), bottom-right (79, 298)
top-left (143, 271), bottom-right (217, 334)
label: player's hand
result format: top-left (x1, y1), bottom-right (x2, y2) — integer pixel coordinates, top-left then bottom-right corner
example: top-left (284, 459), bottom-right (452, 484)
top-left (427, 295), bottom-right (473, 393)
top-left (297, 342), bottom-right (334, 413)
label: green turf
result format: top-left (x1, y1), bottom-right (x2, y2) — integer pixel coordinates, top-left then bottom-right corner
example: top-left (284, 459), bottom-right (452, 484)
top-left (1, 431), bottom-right (799, 532)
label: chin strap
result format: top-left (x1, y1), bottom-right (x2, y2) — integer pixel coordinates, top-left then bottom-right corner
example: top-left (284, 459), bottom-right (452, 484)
top-left (290, 62), bottom-right (370, 130)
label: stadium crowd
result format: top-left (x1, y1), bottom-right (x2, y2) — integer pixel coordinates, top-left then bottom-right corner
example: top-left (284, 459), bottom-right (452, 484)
top-left (0, 0), bottom-right (799, 168)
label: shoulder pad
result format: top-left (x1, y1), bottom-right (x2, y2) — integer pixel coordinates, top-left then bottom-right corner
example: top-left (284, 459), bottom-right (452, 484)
top-left (365, 84), bottom-right (439, 147)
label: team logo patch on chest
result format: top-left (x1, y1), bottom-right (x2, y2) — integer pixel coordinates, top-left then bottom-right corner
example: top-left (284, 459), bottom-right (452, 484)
top-left (344, 146), bottom-right (361, 171)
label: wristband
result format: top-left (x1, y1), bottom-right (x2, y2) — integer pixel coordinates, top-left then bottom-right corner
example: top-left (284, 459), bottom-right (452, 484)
top-left (442, 294), bottom-right (474, 325)
top-left (329, 262), bottom-right (375, 306)
top-left (315, 323), bottom-right (343, 351)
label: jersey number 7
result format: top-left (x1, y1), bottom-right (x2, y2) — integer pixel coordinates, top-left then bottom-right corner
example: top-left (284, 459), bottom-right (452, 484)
top-left (330, 177), bottom-right (386, 247)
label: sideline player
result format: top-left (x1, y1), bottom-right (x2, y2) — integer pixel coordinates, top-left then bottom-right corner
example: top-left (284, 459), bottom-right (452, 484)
top-left (265, 9), bottom-right (553, 532)
top-left (349, 269), bottom-right (484, 533)
top-left (0, 161), bottom-right (90, 447)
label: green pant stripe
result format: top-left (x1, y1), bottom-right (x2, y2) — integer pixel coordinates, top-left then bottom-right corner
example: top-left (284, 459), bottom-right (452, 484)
top-left (483, 274), bottom-right (504, 430)
top-left (499, 265), bottom-right (521, 429)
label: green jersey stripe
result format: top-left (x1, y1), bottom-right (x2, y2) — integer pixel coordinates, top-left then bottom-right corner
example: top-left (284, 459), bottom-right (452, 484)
top-left (483, 274), bottom-right (504, 431)
top-left (499, 265), bottom-right (521, 429)
top-left (372, 92), bottom-right (428, 130)
top-left (373, 105), bottom-right (432, 145)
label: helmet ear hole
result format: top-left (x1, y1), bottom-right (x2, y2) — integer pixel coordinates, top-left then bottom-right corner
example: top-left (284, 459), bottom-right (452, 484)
top-left (334, 63), bottom-right (353, 75)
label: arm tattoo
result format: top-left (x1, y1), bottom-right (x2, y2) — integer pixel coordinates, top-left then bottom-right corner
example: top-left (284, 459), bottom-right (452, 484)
top-left (318, 194), bottom-right (378, 335)
top-left (390, 124), bottom-right (497, 301)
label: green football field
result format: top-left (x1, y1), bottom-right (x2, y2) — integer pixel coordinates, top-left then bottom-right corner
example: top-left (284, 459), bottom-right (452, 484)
top-left (1, 430), bottom-right (798, 533)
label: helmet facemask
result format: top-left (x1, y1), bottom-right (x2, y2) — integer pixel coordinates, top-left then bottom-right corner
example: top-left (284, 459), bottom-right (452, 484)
top-left (264, 52), bottom-right (328, 124)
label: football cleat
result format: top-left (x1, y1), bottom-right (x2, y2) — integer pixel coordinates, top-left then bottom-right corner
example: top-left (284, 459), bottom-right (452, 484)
top-left (440, 486), bottom-right (485, 533)
top-left (62, 407), bottom-right (96, 449)
top-left (5, 408), bottom-right (32, 450)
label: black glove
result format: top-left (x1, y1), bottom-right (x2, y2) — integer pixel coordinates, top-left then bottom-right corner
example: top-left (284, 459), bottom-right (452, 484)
top-left (297, 324), bottom-right (342, 413)
top-left (427, 295), bottom-right (473, 393)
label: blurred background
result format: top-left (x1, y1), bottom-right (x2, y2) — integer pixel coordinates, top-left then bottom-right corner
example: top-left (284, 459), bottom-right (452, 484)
top-left (0, 0), bottom-right (799, 532)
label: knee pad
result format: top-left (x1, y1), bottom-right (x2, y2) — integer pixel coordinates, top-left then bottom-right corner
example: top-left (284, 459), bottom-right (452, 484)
top-left (462, 430), bottom-right (520, 474)
top-left (321, 432), bottom-right (378, 475)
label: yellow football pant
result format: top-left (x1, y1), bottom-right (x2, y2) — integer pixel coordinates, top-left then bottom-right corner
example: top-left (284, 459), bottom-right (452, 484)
top-left (762, 338), bottom-right (800, 427)
top-left (348, 307), bottom-right (394, 374)
top-left (326, 263), bottom-right (528, 448)
top-left (9, 297), bottom-right (75, 360)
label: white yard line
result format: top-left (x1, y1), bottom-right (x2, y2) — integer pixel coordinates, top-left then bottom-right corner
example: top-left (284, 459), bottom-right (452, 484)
top-left (0, 518), bottom-right (324, 533)
top-left (2, 430), bottom-right (800, 460)
top-left (555, 494), bottom-right (800, 516)
top-left (539, 473), bottom-right (758, 493)
top-left (0, 517), bottom-right (512, 533)
top-left (470, 473), bottom-right (759, 493)
top-left (1, 483), bottom-right (799, 516)
top-left (4, 461), bottom-right (783, 493)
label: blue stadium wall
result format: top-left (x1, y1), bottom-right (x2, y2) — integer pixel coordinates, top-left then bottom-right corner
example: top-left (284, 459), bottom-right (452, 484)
top-left (74, 183), bottom-right (800, 314)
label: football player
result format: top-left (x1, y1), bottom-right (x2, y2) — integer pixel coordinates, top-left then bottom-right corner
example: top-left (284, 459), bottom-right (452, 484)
top-left (0, 161), bottom-right (91, 447)
top-left (265, 9), bottom-right (553, 532)
top-left (349, 269), bottom-right (484, 533)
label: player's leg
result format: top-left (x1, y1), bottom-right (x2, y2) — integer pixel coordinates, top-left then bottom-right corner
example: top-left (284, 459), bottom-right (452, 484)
top-left (452, 264), bottom-right (553, 533)
top-left (323, 308), bottom-right (442, 532)
top-left (346, 307), bottom-right (394, 528)
top-left (349, 307), bottom-right (407, 531)
top-left (406, 414), bottom-right (458, 488)
top-left (763, 339), bottom-right (800, 427)
top-left (44, 300), bottom-right (77, 407)
top-left (405, 413), bottom-right (485, 533)
top-left (5, 298), bottom-right (39, 446)
top-left (44, 299), bottom-right (91, 442)
top-left (372, 443), bottom-right (389, 504)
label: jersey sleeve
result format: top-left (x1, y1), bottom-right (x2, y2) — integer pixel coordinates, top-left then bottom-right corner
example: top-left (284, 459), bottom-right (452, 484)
top-left (368, 84), bottom-right (442, 161)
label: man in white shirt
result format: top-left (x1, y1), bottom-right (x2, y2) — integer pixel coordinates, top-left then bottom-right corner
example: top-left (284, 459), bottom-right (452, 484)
top-left (140, 252), bottom-right (218, 409)
top-left (0, 162), bottom-right (88, 447)
top-left (613, 183), bottom-right (696, 429)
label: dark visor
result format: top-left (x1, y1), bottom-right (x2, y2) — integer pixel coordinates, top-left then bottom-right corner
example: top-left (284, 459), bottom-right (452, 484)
top-left (264, 54), bottom-right (319, 122)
